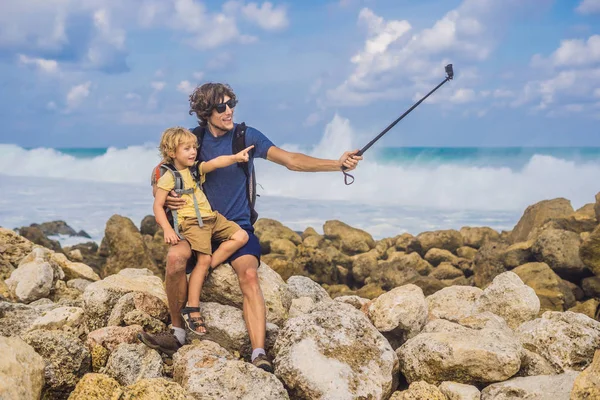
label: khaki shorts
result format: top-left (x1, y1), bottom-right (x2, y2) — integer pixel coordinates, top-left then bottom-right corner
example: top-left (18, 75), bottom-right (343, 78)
top-left (179, 212), bottom-right (241, 255)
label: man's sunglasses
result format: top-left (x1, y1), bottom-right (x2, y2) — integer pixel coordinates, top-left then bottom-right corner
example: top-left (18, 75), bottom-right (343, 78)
top-left (214, 99), bottom-right (237, 113)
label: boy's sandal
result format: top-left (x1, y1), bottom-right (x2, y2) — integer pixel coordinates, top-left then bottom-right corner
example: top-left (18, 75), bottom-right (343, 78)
top-left (181, 306), bottom-right (207, 335)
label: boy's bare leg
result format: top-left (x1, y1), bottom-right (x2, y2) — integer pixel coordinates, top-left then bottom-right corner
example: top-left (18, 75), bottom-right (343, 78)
top-left (230, 254), bottom-right (266, 351)
top-left (210, 229), bottom-right (249, 268)
top-left (165, 240), bottom-right (192, 329)
top-left (185, 253), bottom-right (211, 334)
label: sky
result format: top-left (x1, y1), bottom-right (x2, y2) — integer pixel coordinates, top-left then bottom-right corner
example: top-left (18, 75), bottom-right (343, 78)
top-left (0, 0), bottom-right (599, 149)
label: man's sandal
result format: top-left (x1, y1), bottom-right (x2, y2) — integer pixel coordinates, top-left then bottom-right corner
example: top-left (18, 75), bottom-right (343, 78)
top-left (181, 306), bottom-right (208, 335)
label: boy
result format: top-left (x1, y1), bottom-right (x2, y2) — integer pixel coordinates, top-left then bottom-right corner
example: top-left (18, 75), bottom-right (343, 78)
top-left (153, 126), bottom-right (254, 335)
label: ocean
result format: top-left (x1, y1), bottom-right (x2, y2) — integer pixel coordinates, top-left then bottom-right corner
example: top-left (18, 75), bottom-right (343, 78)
top-left (1, 124), bottom-right (599, 246)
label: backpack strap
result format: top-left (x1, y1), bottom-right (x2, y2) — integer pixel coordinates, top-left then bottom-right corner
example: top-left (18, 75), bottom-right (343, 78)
top-left (232, 123), bottom-right (259, 225)
top-left (161, 163), bottom-right (204, 239)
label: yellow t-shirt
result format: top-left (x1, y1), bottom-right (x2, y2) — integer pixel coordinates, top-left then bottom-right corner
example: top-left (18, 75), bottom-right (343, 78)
top-left (156, 164), bottom-right (215, 225)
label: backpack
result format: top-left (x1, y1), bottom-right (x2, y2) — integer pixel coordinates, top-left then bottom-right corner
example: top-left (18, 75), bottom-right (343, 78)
top-left (193, 122), bottom-right (259, 226)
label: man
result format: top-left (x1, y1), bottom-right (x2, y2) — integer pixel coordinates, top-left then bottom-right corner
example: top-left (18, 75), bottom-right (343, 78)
top-left (140, 82), bottom-right (362, 373)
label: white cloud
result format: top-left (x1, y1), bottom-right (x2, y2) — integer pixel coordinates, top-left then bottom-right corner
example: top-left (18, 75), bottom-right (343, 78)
top-left (193, 71), bottom-right (205, 80)
top-left (576, 0), bottom-right (600, 14)
top-left (151, 81), bottom-right (166, 91)
top-left (533, 35), bottom-right (600, 68)
top-left (177, 80), bottom-right (196, 94)
top-left (304, 112), bottom-right (323, 127)
top-left (241, 2), bottom-right (288, 30)
top-left (18, 54), bottom-right (59, 73)
top-left (66, 81), bottom-right (91, 111)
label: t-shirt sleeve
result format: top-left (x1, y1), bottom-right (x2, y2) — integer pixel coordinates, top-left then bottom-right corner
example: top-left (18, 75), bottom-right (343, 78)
top-left (197, 162), bottom-right (207, 184)
top-left (245, 126), bottom-right (275, 159)
top-left (156, 171), bottom-right (175, 192)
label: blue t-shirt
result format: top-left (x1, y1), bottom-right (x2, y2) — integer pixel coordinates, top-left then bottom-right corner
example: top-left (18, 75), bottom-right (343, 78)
top-left (195, 124), bottom-right (274, 229)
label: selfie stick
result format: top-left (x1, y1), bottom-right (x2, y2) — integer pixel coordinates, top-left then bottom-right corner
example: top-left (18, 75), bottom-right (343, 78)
top-left (342, 64), bottom-right (454, 185)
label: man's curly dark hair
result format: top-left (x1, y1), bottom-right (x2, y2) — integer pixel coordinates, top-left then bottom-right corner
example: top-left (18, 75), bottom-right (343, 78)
top-left (188, 83), bottom-right (237, 127)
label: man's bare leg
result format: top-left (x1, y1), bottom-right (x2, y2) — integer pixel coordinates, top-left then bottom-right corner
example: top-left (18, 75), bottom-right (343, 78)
top-left (230, 254), bottom-right (266, 352)
top-left (165, 240), bottom-right (192, 329)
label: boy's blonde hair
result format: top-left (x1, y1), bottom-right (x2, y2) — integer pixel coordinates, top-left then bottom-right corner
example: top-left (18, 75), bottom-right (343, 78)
top-left (159, 127), bottom-right (198, 163)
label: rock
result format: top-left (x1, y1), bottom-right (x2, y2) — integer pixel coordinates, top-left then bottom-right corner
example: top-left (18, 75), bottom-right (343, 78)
top-left (5, 257), bottom-right (55, 303)
top-left (104, 343), bottom-right (163, 386)
top-left (517, 311), bottom-right (600, 372)
top-left (23, 329), bottom-right (91, 398)
top-left (580, 224), bottom-right (600, 277)
top-left (391, 381), bottom-right (447, 399)
top-left (366, 285), bottom-right (428, 347)
top-left (411, 276), bottom-right (448, 296)
top-left (458, 311), bottom-right (513, 333)
top-left (28, 306), bottom-right (86, 336)
top-left (0, 336), bottom-right (45, 400)
top-left (0, 228), bottom-right (34, 279)
top-left (83, 268), bottom-right (167, 331)
top-left (0, 300), bottom-right (58, 337)
top-left (60, 261), bottom-right (101, 282)
top-left (302, 226), bottom-right (320, 239)
top-left (355, 283), bottom-right (387, 299)
top-left (582, 276), bottom-right (600, 298)
top-left (63, 241), bottom-right (105, 272)
top-left (517, 348), bottom-right (559, 377)
top-left (473, 240), bottom-right (509, 288)
top-left (397, 319), bottom-right (522, 385)
top-left (197, 302), bottom-right (279, 358)
top-left (293, 245), bottom-right (345, 284)
top-left (424, 248), bottom-right (459, 266)
top-left (460, 226), bottom-right (500, 249)
top-left (33, 220), bottom-right (78, 236)
top-left (334, 295), bottom-right (370, 310)
top-left (121, 378), bottom-right (193, 400)
top-left (570, 349), bottom-right (600, 400)
top-left (439, 381), bottom-right (481, 400)
top-left (481, 371), bottom-right (579, 400)
top-left (174, 341), bottom-right (289, 399)
top-left (261, 253), bottom-right (304, 281)
top-left (303, 234), bottom-right (324, 248)
top-left (270, 238), bottom-right (298, 258)
top-left (67, 278), bottom-right (93, 293)
top-left (595, 192), bottom-right (600, 221)
top-left (352, 251), bottom-right (379, 284)
top-left (140, 215), bottom-right (159, 236)
top-left (68, 249), bottom-right (84, 262)
top-left (369, 260), bottom-right (421, 291)
top-left (274, 301), bottom-right (399, 399)
top-left (287, 275), bottom-right (331, 303)
top-left (68, 373), bottom-right (123, 399)
top-left (513, 262), bottom-right (576, 312)
top-left (473, 271), bottom-right (540, 329)
top-left (395, 233), bottom-right (416, 251)
top-left (123, 310), bottom-right (166, 333)
top-left (429, 262), bottom-right (464, 280)
top-left (568, 298), bottom-right (600, 319)
top-left (100, 215), bottom-right (160, 277)
top-left (511, 198), bottom-right (574, 243)
top-left (0, 278), bottom-right (10, 300)
top-left (323, 220), bottom-right (376, 255)
top-left (456, 246), bottom-right (477, 260)
top-left (532, 229), bottom-right (588, 279)
top-left (86, 325), bottom-right (144, 352)
top-left (144, 230), bottom-right (169, 268)
top-left (389, 252), bottom-right (434, 276)
top-left (255, 218), bottom-right (302, 253)
top-left (289, 297), bottom-right (316, 318)
top-left (500, 240), bottom-right (535, 269)
top-left (201, 262), bottom-right (292, 327)
top-left (427, 286), bottom-right (483, 322)
top-left (107, 292), bottom-right (169, 327)
top-left (417, 230), bottom-right (463, 254)
top-left (15, 225), bottom-right (62, 252)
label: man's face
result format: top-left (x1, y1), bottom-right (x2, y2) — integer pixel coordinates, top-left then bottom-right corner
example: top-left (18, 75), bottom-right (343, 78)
top-left (207, 95), bottom-right (235, 133)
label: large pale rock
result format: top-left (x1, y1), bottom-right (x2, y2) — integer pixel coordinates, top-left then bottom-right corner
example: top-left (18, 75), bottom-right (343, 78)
top-left (100, 215), bottom-right (159, 277)
top-left (287, 275), bottom-right (331, 303)
top-left (570, 349), bottom-right (600, 400)
top-left (518, 348), bottom-right (559, 377)
top-left (23, 329), bottom-right (91, 398)
top-left (197, 302), bottom-right (279, 358)
top-left (0, 300), bottom-right (60, 337)
top-left (517, 311), bottom-right (600, 372)
top-left (390, 381), bottom-right (447, 399)
top-left (60, 261), bottom-right (100, 282)
top-left (201, 262), bottom-right (292, 327)
top-left (511, 198), bottom-right (574, 243)
top-left (173, 341), bottom-right (289, 399)
top-left (108, 291), bottom-right (169, 327)
top-left (580, 224), bottom-right (600, 277)
top-left (417, 230), bottom-right (464, 254)
top-left (68, 373), bottom-right (122, 399)
top-left (366, 284), bottom-right (427, 346)
top-left (121, 378), bottom-right (193, 400)
top-left (6, 257), bottom-right (54, 303)
top-left (439, 381), bottom-right (480, 400)
top-left (481, 371), bottom-right (579, 400)
top-left (254, 218), bottom-right (302, 253)
top-left (323, 220), bottom-right (376, 255)
top-left (473, 271), bottom-right (540, 329)
top-left (427, 286), bottom-right (483, 322)
top-left (86, 325), bottom-right (144, 352)
top-left (334, 295), bottom-right (370, 310)
top-left (0, 228), bottom-right (34, 279)
top-left (289, 297), bottom-right (316, 318)
top-left (532, 229), bottom-right (587, 279)
top-left (83, 268), bottom-right (167, 331)
top-left (274, 302), bottom-right (399, 399)
top-left (513, 262), bottom-right (575, 312)
top-left (397, 319), bottom-right (522, 385)
top-left (104, 343), bottom-right (163, 386)
top-left (460, 226), bottom-right (500, 249)
top-left (0, 336), bottom-right (45, 400)
top-left (28, 306), bottom-right (86, 337)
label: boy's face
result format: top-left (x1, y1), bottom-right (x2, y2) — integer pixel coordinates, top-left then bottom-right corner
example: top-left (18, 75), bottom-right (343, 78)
top-left (207, 95), bottom-right (235, 133)
top-left (172, 140), bottom-right (197, 168)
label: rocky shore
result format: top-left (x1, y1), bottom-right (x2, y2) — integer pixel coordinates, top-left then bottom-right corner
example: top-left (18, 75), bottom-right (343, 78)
top-left (2, 194), bottom-right (600, 399)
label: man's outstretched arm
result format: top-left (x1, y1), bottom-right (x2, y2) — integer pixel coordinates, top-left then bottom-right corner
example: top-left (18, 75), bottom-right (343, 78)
top-left (266, 146), bottom-right (362, 172)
